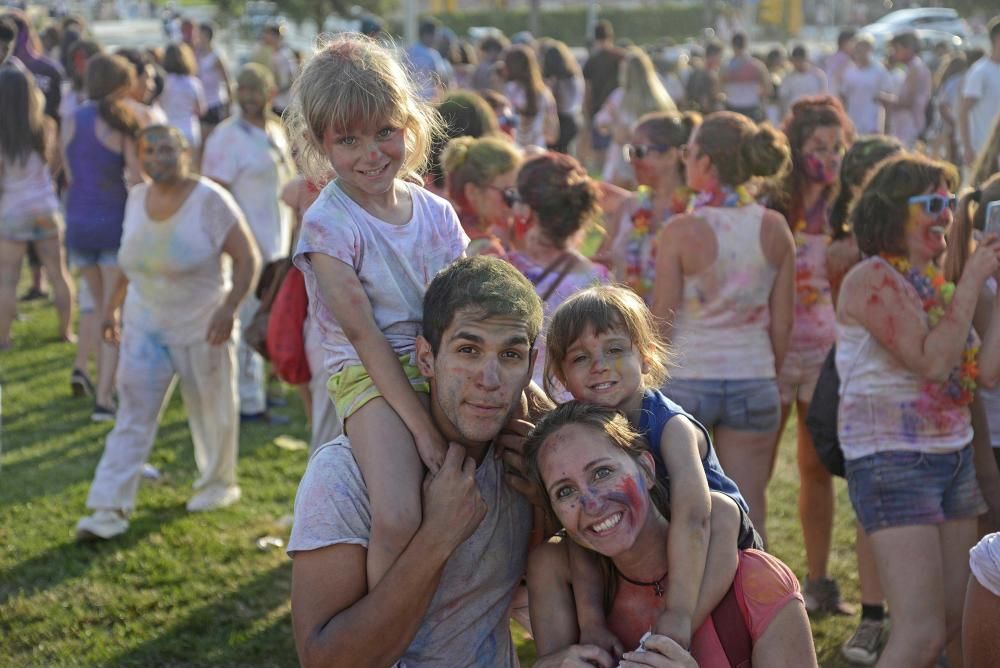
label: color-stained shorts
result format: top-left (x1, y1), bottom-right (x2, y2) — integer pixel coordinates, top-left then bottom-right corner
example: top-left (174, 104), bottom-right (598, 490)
top-left (777, 346), bottom-right (829, 405)
top-left (846, 444), bottom-right (986, 534)
top-left (664, 378), bottom-right (781, 433)
top-left (328, 354), bottom-right (429, 423)
top-left (0, 211), bottom-right (62, 243)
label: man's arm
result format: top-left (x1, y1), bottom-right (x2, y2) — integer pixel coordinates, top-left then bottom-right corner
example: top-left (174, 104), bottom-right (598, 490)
top-left (291, 444), bottom-right (487, 667)
top-left (959, 95), bottom-right (977, 166)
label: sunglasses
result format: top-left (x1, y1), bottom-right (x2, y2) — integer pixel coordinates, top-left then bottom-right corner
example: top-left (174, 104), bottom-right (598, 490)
top-left (488, 185), bottom-right (522, 208)
top-left (908, 193), bottom-right (957, 215)
top-left (623, 143), bottom-right (675, 162)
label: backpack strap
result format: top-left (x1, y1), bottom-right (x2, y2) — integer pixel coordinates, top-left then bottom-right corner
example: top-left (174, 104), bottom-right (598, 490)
top-left (711, 582), bottom-right (753, 668)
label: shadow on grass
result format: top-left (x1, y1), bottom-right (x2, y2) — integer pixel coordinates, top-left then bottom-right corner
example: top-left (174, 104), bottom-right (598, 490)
top-left (103, 561), bottom-right (296, 668)
top-left (0, 507), bottom-right (187, 608)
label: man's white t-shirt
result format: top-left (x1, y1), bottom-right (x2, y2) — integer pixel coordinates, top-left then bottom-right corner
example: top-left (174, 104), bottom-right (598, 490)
top-left (202, 114), bottom-right (294, 262)
top-left (841, 62), bottom-right (893, 135)
top-left (962, 57), bottom-right (1000, 151)
top-left (117, 178), bottom-right (243, 345)
top-left (287, 438), bottom-right (532, 667)
top-left (779, 67), bottom-right (828, 116)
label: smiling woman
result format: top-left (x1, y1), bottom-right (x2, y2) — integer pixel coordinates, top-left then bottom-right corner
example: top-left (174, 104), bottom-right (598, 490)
top-left (75, 124), bottom-right (261, 540)
top-left (523, 402), bottom-right (817, 667)
top-left (834, 153), bottom-right (1000, 666)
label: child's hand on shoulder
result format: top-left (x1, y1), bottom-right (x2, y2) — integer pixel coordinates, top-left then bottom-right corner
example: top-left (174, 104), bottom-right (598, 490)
top-left (414, 425), bottom-right (448, 474)
top-left (653, 609), bottom-right (693, 652)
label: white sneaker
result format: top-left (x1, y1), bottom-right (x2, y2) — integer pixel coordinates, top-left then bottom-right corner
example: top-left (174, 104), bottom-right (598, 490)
top-left (186, 485), bottom-right (241, 512)
top-left (75, 509), bottom-right (129, 540)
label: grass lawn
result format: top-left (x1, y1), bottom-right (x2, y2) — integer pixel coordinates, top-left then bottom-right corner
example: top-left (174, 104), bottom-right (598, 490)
top-left (2, 295), bottom-right (867, 666)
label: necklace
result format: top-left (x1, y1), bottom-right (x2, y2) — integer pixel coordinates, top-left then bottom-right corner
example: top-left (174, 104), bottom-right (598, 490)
top-left (881, 255), bottom-right (979, 406)
top-left (688, 183), bottom-right (753, 213)
top-left (616, 566), bottom-right (670, 597)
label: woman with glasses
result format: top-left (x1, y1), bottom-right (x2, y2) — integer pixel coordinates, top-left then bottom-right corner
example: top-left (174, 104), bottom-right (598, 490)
top-left (440, 135), bottom-right (522, 256)
top-left (766, 96), bottom-right (856, 615)
top-left (836, 155), bottom-right (1000, 666)
top-left (652, 111), bottom-right (795, 541)
top-left (607, 110), bottom-right (700, 304)
top-left (507, 152), bottom-right (610, 395)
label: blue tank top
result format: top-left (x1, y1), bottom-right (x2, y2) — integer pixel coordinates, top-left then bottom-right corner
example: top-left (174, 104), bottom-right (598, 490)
top-left (64, 103), bottom-right (129, 251)
top-left (639, 389), bottom-right (749, 512)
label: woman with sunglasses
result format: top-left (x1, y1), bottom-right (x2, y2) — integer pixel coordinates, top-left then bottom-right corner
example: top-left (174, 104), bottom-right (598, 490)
top-left (765, 96), bottom-right (856, 615)
top-left (507, 152), bottom-right (611, 395)
top-left (836, 155), bottom-right (1000, 667)
top-left (608, 110), bottom-right (700, 304)
top-left (652, 111), bottom-right (795, 541)
top-left (440, 135), bottom-right (522, 256)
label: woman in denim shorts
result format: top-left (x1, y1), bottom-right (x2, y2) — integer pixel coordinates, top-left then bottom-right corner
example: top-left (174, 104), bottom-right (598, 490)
top-left (0, 64), bottom-right (74, 349)
top-left (63, 54), bottom-right (141, 421)
top-left (652, 111), bottom-right (796, 540)
top-left (836, 154), bottom-right (1000, 666)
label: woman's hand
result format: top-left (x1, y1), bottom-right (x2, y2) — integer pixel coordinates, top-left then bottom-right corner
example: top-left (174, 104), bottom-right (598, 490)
top-left (963, 236), bottom-right (1000, 286)
top-left (102, 313), bottom-right (121, 345)
top-left (618, 634), bottom-right (698, 668)
top-left (205, 303), bottom-right (236, 345)
top-left (534, 644), bottom-right (616, 668)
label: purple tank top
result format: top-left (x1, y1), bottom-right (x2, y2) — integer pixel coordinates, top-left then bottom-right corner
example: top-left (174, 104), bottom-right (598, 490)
top-left (65, 103), bottom-right (129, 252)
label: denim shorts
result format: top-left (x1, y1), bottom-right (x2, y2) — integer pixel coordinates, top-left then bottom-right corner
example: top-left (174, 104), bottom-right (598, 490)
top-left (846, 445), bottom-right (986, 534)
top-left (67, 247), bottom-right (118, 268)
top-left (663, 378), bottom-right (781, 433)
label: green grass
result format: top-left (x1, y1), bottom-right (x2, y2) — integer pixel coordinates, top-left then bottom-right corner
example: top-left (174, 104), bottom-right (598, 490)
top-left (2, 292), bottom-right (865, 666)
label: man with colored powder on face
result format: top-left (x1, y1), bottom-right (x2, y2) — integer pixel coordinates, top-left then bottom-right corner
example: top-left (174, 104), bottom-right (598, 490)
top-left (287, 256), bottom-right (546, 667)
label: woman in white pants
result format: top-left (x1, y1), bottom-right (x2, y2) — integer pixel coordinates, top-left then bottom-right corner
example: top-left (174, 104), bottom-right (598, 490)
top-left (76, 125), bottom-right (260, 540)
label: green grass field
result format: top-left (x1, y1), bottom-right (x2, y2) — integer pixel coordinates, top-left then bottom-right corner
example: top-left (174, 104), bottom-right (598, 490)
top-left (2, 295), bottom-right (867, 666)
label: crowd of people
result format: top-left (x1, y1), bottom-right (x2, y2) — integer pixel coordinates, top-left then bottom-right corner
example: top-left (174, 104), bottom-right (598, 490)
top-left (4, 4), bottom-right (1000, 666)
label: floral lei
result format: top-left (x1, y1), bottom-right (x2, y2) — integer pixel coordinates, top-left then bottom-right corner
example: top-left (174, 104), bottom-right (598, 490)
top-left (687, 183), bottom-right (754, 213)
top-left (882, 255), bottom-right (979, 406)
top-left (624, 186), bottom-right (692, 300)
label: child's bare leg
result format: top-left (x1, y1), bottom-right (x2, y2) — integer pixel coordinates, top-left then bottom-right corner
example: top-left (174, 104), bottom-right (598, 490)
top-left (346, 396), bottom-right (424, 590)
top-left (568, 539), bottom-right (623, 655)
top-left (689, 492), bottom-right (742, 628)
top-left (527, 540), bottom-right (581, 655)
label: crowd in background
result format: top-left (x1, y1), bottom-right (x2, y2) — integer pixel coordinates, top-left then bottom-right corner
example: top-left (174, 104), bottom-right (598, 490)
top-left (3, 3), bottom-right (1000, 666)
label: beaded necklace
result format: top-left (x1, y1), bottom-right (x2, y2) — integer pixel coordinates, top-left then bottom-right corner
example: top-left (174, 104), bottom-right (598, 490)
top-left (881, 255), bottom-right (979, 406)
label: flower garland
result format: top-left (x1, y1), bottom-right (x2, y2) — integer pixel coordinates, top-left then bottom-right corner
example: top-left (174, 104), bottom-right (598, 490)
top-left (687, 183), bottom-right (754, 213)
top-left (623, 186), bottom-right (691, 302)
top-left (882, 255), bottom-right (979, 406)
top-left (624, 187), bottom-right (657, 301)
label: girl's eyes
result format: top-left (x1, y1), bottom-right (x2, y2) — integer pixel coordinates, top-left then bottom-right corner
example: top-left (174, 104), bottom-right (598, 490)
top-left (594, 466), bottom-right (613, 480)
top-left (572, 354), bottom-right (588, 364)
top-left (377, 127), bottom-right (396, 138)
top-left (555, 486), bottom-right (574, 500)
top-left (338, 137), bottom-right (357, 146)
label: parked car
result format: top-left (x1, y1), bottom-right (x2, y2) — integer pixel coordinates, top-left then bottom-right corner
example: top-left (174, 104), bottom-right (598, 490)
top-left (859, 8), bottom-right (969, 50)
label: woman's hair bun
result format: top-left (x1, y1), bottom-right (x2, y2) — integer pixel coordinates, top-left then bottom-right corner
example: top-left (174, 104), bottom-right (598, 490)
top-left (741, 124), bottom-right (790, 179)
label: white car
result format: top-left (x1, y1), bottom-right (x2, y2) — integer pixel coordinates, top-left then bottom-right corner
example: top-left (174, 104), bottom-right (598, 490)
top-left (859, 8), bottom-right (969, 50)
